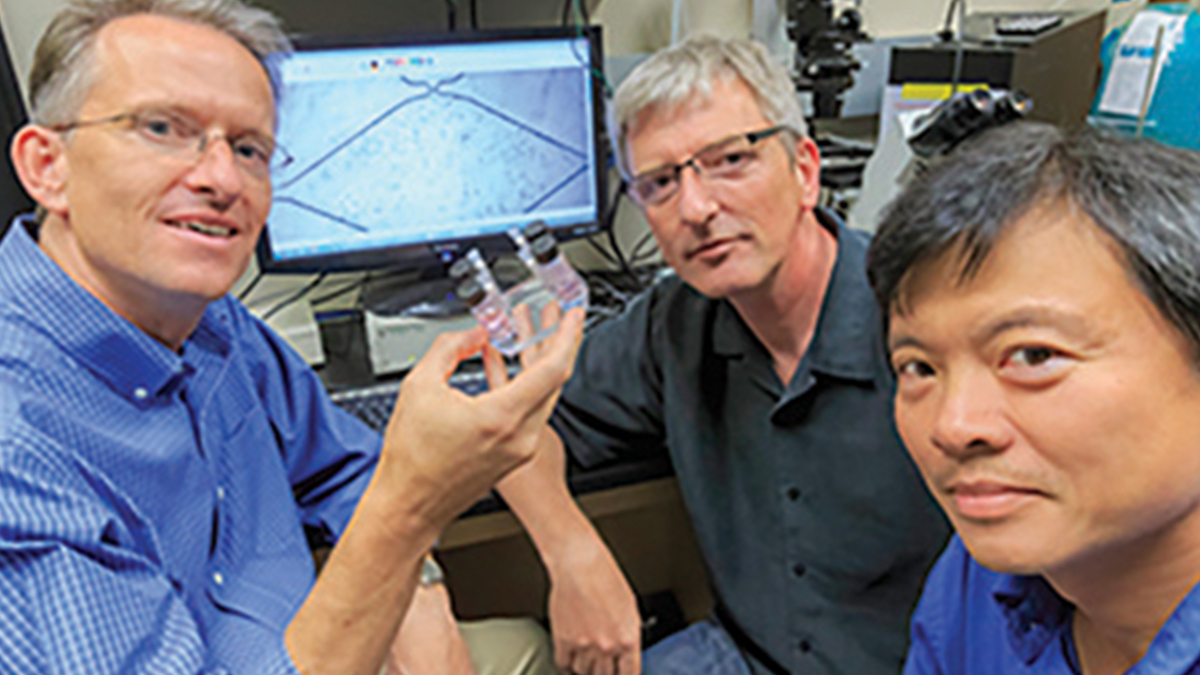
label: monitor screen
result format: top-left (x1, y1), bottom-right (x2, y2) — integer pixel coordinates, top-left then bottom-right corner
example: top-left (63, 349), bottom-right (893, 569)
top-left (258, 27), bottom-right (606, 273)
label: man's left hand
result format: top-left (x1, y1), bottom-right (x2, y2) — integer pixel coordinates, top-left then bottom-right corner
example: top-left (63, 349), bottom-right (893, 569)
top-left (546, 536), bottom-right (642, 675)
top-left (492, 301), bottom-right (642, 674)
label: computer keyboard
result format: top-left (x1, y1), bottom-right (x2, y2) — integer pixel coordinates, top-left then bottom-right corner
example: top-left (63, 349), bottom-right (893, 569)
top-left (331, 366), bottom-right (675, 514)
top-left (331, 370), bottom-right (491, 433)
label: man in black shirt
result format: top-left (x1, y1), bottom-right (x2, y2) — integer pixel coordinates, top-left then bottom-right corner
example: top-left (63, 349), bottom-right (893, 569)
top-left (501, 36), bottom-right (948, 675)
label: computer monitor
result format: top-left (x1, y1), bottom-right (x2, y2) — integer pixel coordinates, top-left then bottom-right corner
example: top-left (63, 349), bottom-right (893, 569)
top-left (257, 27), bottom-right (607, 277)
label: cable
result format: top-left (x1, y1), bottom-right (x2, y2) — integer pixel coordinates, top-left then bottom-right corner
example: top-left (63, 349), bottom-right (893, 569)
top-left (584, 232), bottom-right (619, 266)
top-left (670, 0), bottom-right (685, 45)
top-left (563, 0), bottom-right (613, 97)
top-left (936, 0), bottom-right (969, 95)
top-left (589, 275), bottom-right (632, 306)
top-left (604, 187), bottom-right (633, 278)
top-left (951, 0), bottom-right (968, 96)
top-left (630, 231), bottom-right (659, 265)
top-left (607, 225), bottom-right (631, 276)
top-left (444, 0), bottom-right (457, 30)
top-left (468, 0), bottom-right (479, 30)
top-left (260, 271), bottom-right (328, 321)
top-left (939, 0), bottom-right (963, 41)
top-left (236, 269), bottom-right (264, 301)
top-left (309, 276), bottom-right (367, 308)
top-left (606, 179), bottom-right (626, 225)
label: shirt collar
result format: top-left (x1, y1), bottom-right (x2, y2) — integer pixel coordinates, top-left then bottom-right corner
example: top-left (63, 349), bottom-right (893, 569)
top-left (991, 573), bottom-right (1072, 666)
top-left (1113, 572), bottom-right (1200, 673)
top-left (0, 215), bottom-right (233, 404)
top-left (992, 569), bottom-right (1200, 672)
top-left (712, 208), bottom-right (880, 382)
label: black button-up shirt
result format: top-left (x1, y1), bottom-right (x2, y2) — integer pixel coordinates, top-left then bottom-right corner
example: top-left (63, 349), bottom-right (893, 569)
top-left (553, 212), bottom-right (949, 675)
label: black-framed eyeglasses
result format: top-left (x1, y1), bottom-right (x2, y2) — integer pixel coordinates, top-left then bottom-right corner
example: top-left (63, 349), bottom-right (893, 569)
top-left (626, 126), bottom-right (791, 206)
top-left (50, 107), bottom-right (293, 180)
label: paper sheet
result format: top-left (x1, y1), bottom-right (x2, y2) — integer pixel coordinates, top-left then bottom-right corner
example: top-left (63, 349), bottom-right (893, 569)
top-left (1097, 11), bottom-right (1187, 117)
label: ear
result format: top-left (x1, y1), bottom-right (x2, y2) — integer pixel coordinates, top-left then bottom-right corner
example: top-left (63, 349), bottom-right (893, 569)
top-left (10, 124), bottom-right (70, 217)
top-left (792, 134), bottom-right (822, 211)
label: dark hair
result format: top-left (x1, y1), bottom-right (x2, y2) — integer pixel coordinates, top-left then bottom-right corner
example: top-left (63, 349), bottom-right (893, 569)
top-left (867, 121), bottom-right (1200, 360)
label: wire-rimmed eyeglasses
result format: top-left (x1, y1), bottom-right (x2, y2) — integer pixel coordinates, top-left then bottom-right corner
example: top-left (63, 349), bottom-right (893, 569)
top-left (49, 107), bottom-right (292, 180)
top-left (626, 126), bottom-right (791, 207)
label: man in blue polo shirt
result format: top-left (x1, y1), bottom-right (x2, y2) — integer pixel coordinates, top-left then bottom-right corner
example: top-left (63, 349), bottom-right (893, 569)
top-left (0, 0), bottom-right (583, 673)
top-left (867, 122), bottom-right (1200, 674)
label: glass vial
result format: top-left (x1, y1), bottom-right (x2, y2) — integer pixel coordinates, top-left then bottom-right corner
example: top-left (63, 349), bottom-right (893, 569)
top-left (527, 229), bottom-right (588, 311)
top-left (456, 277), bottom-right (520, 356)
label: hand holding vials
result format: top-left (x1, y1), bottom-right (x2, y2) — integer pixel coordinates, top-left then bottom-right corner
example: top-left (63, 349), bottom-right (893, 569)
top-left (453, 222), bottom-right (588, 356)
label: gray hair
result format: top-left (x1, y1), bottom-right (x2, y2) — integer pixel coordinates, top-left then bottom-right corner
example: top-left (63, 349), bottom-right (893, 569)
top-left (867, 122), bottom-right (1200, 362)
top-left (610, 35), bottom-right (808, 178)
top-left (29, 0), bottom-right (291, 126)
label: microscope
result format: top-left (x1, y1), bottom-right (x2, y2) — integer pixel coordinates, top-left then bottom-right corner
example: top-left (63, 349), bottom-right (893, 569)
top-left (785, 0), bottom-right (867, 119)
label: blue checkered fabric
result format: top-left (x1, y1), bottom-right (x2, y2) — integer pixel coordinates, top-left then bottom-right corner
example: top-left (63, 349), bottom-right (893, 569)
top-left (0, 216), bottom-right (382, 673)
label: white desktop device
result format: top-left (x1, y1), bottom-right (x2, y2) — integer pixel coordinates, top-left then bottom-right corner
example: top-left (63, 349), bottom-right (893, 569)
top-left (364, 310), bottom-right (476, 376)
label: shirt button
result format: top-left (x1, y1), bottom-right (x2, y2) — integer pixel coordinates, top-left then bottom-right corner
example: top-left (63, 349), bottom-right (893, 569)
top-left (792, 563), bottom-right (807, 578)
top-left (213, 572), bottom-right (224, 586)
top-left (786, 487), bottom-right (801, 501)
top-left (133, 387), bottom-right (149, 400)
top-left (799, 640), bottom-right (813, 653)
top-left (216, 487), bottom-right (226, 501)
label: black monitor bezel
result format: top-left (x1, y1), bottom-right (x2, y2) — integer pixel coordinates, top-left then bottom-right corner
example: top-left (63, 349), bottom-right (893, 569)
top-left (257, 25), bottom-right (608, 275)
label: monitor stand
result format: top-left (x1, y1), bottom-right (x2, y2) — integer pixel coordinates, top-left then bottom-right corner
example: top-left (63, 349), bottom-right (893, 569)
top-left (363, 306), bottom-right (477, 375)
top-left (357, 258), bottom-right (535, 375)
top-left (359, 255), bottom-right (532, 318)
top-left (359, 267), bottom-right (466, 318)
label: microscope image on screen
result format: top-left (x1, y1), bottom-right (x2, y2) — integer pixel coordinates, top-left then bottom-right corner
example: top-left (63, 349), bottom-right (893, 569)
top-left (259, 30), bottom-right (605, 274)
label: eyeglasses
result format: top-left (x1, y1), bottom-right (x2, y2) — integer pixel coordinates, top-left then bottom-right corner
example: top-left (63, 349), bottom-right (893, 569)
top-left (626, 126), bottom-right (790, 206)
top-left (50, 107), bottom-right (293, 180)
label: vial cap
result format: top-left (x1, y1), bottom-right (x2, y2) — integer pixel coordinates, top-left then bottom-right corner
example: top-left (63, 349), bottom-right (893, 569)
top-left (523, 220), bottom-right (550, 242)
top-left (530, 232), bottom-right (560, 264)
top-left (449, 257), bottom-right (475, 280)
top-left (456, 277), bottom-right (486, 306)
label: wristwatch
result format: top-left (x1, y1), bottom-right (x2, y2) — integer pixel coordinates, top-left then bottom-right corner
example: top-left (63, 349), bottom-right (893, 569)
top-left (419, 554), bottom-right (445, 587)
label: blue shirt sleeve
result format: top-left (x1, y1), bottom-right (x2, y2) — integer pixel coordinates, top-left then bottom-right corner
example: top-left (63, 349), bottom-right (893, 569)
top-left (0, 434), bottom-right (302, 674)
top-left (228, 299), bottom-right (382, 545)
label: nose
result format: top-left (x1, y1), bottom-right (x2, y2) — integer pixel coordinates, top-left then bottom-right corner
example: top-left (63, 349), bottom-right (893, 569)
top-left (183, 133), bottom-right (247, 204)
top-left (675, 160), bottom-right (719, 227)
top-left (928, 369), bottom-right (1013, 460)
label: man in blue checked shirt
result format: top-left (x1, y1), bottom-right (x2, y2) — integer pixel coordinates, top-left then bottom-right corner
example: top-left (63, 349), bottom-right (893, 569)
top-left (867, 122), bottom-right (1200, 675)
top-left (0, 1), bottom-right (589, 673)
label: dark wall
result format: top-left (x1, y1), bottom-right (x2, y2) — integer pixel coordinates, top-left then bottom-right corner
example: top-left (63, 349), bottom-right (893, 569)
top-left (252, 0), bottom-right (583, 39)
top-left (0, 22), bottom-right (32, 237)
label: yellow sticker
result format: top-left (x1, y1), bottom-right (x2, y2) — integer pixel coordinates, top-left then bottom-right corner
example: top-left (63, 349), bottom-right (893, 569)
top-left (900, 83), bottom-right (990, 101)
